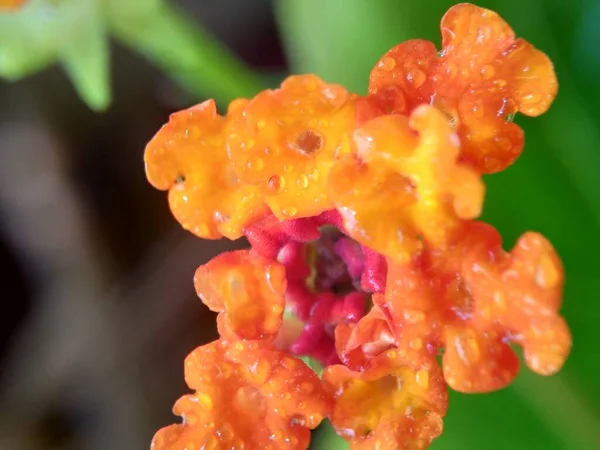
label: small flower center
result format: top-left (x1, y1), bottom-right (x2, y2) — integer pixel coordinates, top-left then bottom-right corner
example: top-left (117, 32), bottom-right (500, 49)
top-left (294, 129), bottom-right (324, 155)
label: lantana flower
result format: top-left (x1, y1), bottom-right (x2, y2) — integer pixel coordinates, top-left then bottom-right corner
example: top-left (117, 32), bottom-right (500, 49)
top-left (145, 3), bottom-right (570, 449)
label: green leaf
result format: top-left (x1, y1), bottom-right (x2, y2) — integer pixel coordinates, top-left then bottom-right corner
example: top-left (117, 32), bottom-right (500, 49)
top-left (300, 356), bottom-right (324, 377)
top-left (1, 0), bottom-right (266, 110)
top-left (277, 0), bottom-right (600, 448)
top-left (310, 420), bottom-right (347, 450)
top-left (59, 0), bottom-right (110, 111)
top-left (104, 0), bottom-right (162, 22)
top-left (110, 2), bottom-right (267, 106)
top-left (0, 0), bottom-right (59, 79)
top-left (0, 0), bottom-right (110, 110)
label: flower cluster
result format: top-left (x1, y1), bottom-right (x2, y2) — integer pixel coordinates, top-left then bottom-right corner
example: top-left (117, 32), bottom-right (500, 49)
top-left (145, 4), bottom-right (570, 449)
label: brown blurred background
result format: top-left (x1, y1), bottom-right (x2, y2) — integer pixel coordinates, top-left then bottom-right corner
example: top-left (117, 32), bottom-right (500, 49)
top-left (0, 1), bottom-right (283, 448)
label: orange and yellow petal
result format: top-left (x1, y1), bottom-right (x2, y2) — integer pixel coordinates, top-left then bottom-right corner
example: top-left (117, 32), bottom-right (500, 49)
top-left (194, 250), bottom-right (287, 340)
top-left (328, 106), bottom-right (483, 261)
top-left (145, 100), bottom-right (268, 239)
top-left (327, 154), bottom-right (419, 261)
top-left (335, 303), bottom-right (396, 371)
top-left (442, 325), bottom-right (520, 393)
top-left (358, 106), bottom-right (484, 240)
top-left (368, 40), bottom-right (438, 115)
top-left (323, 350), bottom-right (447, 450)
top-left (381, 221), bottom-right (564, 393)
top-left (152, 340), bottom-right (330, 450)
top-left (439, 4), bottom-right (557, 172)
top-left (227, 74), bottom-right (357, 219)
top-left (463, 231), bottom-right (571, 375)
top-left (501, 39), bottom-right (558, 117)
top-left (381, 259), bottom-right (441, 371)
top-left (439, 4), bottom-right (557, 116)
top-left (366, 4), bottom-right (557, 174)
top-left (438, 3), bottom-right (515, 91)
top-left (454, 89), bottom-right (525, 172)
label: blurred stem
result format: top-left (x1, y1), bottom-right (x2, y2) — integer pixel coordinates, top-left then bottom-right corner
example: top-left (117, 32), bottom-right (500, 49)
top-left (110, 3), bottom-right (267, 105)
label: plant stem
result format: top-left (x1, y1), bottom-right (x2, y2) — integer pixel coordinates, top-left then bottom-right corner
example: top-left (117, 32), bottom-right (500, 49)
top-left (110, 2), bottom-right (267, 105)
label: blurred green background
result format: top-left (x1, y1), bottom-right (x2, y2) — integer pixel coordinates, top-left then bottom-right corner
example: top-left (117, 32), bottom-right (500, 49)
top-left (1, 0), bottom-right (598, 449)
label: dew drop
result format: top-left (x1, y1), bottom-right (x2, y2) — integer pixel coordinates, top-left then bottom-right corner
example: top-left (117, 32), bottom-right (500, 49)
top-left (480, 64), bottom-right (496, 80)
top-left (404, 309), bottom-right (425, 324)
top-left (409, 338), bottom-right (424, 350)
top-left (185, 413), bottom-right (198, 426)
top-left (247, 156), bottom-right (264, 171)
top-left (197, 393), bottom-right (214, 411)
top-left (234, 386), bottom-right (267, 415)
top-left (522, 91), bottom-right (541, 104)
top-left (282, 207), bottom-right (297, 218)
top-left (297, 174), bottom-right (309, 188)
top-left (407, 69), bottom-right (426, 88)
top-left (268, 175), bottom-right (285, 193)
top-left (299, 382), bottom-right (314, 394)
top-left (494, 136), bottom-right (513, 151)
top-left (416, 370), bottom-right (429, 389)
top-left (213, 211), bottom-right (229, 224)
top-left (378, 56), bottom-right (397, 71)
top-left (445, 62), bottom-right (458, 78)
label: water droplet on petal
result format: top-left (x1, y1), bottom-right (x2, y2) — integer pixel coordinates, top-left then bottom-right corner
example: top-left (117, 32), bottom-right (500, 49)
top-left (378, 56), bottom-right (397, 71)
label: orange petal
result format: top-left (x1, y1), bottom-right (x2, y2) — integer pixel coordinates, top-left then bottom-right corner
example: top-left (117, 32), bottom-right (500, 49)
top-left (154, 340), bottom-right (331, 450)
top-left (194, 250), bottom-right (286, 340)
top-left (462, 231), bottom-right (571, 375)
top-left (144, 100), bottom-right (267, 239)
top-left (227, 74), bottom-right (356, 219)
top-left (442, 326), bottom-right (519, 393)
top-left (336, 304), bottom-right (396, 371)
top-left (368, 40), bottom-right (438, 114)
top-left (502, 39), bottom-right (558, 117)
top-left (323, 350), bottom-right (447, 449)
top-left (337, 107), bottom-right (483, 257)
top-left (327, 154), bottom-right (420, 261)
top-left (456, 89), bottom-right (525, 172)
top-left (440, 4), bottom-right (515, 79)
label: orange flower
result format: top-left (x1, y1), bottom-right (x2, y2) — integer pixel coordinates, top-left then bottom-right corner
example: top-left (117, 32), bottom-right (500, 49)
top-left (152, 339), bottom-right (331, 450)
top-left (144, 4), bottom-right (569, 449)
top-left (194, 250), bottom-right (286, 341)
top-left (323, 349), bottom-right (448, 449)
top-left (382, 221), bottom-right (569, 393)
top-left (144, 99), bottom-right (268, 240)
top-left (327, 105), bottom-right (483, 261)
top-left (368, 3), bottom-right (557, 173)
top-left (227, 75), bottom-right (357, 220)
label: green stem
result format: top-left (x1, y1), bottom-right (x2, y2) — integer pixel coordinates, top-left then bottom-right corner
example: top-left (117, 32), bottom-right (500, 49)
top-left (110, 2), bottom-right (267, 105)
